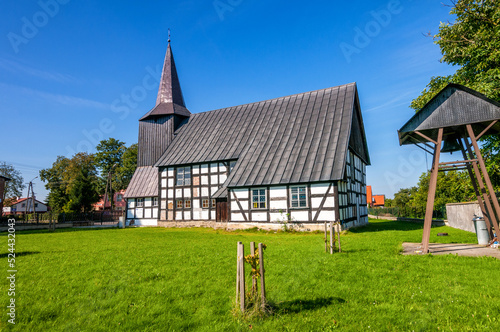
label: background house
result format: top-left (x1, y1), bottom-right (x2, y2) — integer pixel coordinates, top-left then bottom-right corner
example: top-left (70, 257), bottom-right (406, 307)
top-left (93, 190), bottom-right (127, 211)
top-left (3, 197), bottom-right (49, 215)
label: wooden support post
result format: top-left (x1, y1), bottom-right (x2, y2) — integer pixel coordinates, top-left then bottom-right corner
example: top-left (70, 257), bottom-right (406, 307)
top-left (250, 242), bottom-right (256, 294)
top-left (258, 243), bottom-right (266, 308)
top-left (466, 125), bottom-right (500, 239)
top-left (337, 223), bottom-right (342, 253)
top-left (239, 242), bottom-right (245, 313)
top-left (324, 222), bottom-right (328, 253)
top-left (460, 139), bottom-right (494, 236)
top-left (236, 241), bottom-right (241, 303)
top-left (329, 222), bottom-right (334, 254)
top-left (422, 128), bottom-right (443, 253)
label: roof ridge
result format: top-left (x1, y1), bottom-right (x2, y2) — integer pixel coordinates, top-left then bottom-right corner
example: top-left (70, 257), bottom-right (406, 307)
top-left (190, 82), bottom-right (357, 116)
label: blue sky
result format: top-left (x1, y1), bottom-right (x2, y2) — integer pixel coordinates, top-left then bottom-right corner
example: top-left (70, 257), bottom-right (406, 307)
top-left (1, 0), bottom-right (459, 201)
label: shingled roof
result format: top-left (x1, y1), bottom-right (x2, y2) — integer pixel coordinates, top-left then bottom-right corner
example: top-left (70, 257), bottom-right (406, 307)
top-left (155, 82), bottom-right (369, 189)
top-left (124, 166), bottom-right (158, 198)
top-left (398, 84), bottom-right (500, 145)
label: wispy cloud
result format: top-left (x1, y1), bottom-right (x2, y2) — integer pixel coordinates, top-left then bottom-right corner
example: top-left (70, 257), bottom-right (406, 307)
top-left (0, 82), bottom-right (110, 110)
top-left (0, 57), bottom-right (76, 83)
top-left (364, 90), bottom-right (418, 113)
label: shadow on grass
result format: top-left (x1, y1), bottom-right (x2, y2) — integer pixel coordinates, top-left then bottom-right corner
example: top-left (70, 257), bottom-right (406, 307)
top-left (349, 220), bottom-right (425, 233)
top-left (272, 297), bottom-right (345, 314)
top-left (0, 251), bottom-right (40, 258)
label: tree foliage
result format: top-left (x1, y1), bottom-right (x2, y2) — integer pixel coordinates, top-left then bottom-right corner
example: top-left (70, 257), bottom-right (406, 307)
top-left (40, 153), bottom-right (99, 213)
top-left (115, 143), bottom-right (138, 190)
top-left (0, 162), bottom-right (25, 202)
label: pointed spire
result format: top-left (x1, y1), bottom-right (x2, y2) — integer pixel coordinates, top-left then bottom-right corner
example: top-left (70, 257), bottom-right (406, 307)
top-left (140, 35), bottom-right (190, 121)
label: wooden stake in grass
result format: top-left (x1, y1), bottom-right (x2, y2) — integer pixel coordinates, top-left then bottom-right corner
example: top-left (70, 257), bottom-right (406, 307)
top-left (330, 222), bottom-right (334, 255)
top-left (324, 222), bottom-right (328, 253)
top-left (258, 243), bottom-right (266, 308)
top-left (236, 241), bottom-right (241, 303)
top-left (337, 223), bottom-right (342, 253)
top-left (250, 242), bottom-right (257, 294)
top-left (238, 242), bottom-right (245, 313)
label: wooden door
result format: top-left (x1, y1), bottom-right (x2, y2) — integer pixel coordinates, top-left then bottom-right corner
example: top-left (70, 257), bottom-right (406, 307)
top-left (216, 199), bottom-right (228, 222)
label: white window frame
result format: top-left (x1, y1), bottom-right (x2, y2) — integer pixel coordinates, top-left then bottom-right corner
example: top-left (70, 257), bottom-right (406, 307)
top-left (251, 188), bottom-right (267, 210)
top-left (153, 197), bottom-right (158, 207)
top-left (176, 166), bottom-right (191, 186)
top-left (290, 185), bottom-right (308, 208)
top-left (137, 198), bottom-right (144, 207)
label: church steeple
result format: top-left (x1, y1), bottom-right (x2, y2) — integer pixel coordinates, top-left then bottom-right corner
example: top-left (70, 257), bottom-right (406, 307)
top-left (139, 37), bottom-right (191, 120)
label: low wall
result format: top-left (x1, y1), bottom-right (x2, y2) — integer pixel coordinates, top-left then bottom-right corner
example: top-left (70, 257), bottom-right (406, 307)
top-left (446, 202), bottom-right (482, 233)
top-left (0, 223), bottom-right (73, 232)
top-left (156, 220), bottom-right (367, 232)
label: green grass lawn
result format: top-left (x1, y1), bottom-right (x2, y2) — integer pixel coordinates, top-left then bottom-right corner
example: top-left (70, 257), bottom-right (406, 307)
top-left (1, 219), bottom-right (499, 331)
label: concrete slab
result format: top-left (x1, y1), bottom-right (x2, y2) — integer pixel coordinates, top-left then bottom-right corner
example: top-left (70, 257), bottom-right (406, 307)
top-left (402, 242), bottom-right (500, 259)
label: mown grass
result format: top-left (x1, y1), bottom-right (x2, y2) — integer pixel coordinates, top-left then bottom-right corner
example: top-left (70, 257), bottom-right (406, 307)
top-left (1, 219), bottom-right (499, 331)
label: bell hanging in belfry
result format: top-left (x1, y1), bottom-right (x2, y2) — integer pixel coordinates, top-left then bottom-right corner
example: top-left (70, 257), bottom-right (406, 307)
top-left (441, 137), bottom-right (461, 153)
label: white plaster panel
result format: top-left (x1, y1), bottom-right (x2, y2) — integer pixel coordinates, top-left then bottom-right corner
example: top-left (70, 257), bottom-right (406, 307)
top-left (311, 197), bottom-right (324, 208)
top-left (135, 209), bottom-right (144, 219)
top-left (211, 175), bottom-right (219, 185)
top-left (251, 212), bottom-right (268, 222)
top-left (176, 212), bottom-right (183, 220)
top-left (201, 175), bottom-right (209, 185)
top-left (310, 183), bottom-right (330, 195)
top-left (160, 190), bottom-right (166, 199)
top-left (184, 188), bottom-right (191, 198)
top-left (193, 210), bottom-right (200, 220)
top-left (201, 210), bottom-right (209, 219)
top-left (270, 200), bottom-right (287, 210)
top-left (127, 209), bottom-right (135, 218)
top-left (129, 200), bottom-right (135, 208)
top-left (316, 210), bottom-right (335, 222)
top-left (269, 213), bottom-right (284, 222)
top-left (201, 164), bottom-right (209, 174)
top-left (145, 209), bottom-right (152, 218)
top-left (290, 211), bottom-right (309, 222)
top-left (211, 211), bottom-right (215, 220)
top-left (231, 213), bottom-right (246, 222)
top-left (231, 201), bottom-right (241, 211)
top-left (185, 211), bottom-right (191, 220)
top-left (219, 163), bottom-right (227, 172)
top-left (233, 188), bottom-right (249, 199)
top-left (210, 163), bottom-right (218, 173)
top-left (167, 168), bottom-right (174, 177)
top-left (161, 178), bottom-right (167, 188)
top-left (145, 198), bottom-right (152, 207)
top-left (193, 199), bottom-right (200, 209)
top-left (192, 165), bottom-right (200, 175)
top-left (269, 186), bottom-right (287, 198)
top-left (167, 189), bottom-right (173, 199)
top-left (133, 219), bottom-right (158, 226)
top-left (201, 187), bottom-right (209, 197)
top-left (323, 196), bottom-right (335, 208)
top-left (176, 189), bottom-right (183, 198)
top-left (219, 174), bottom-right (227, 183)
top-left (211, 187), bottom-right (218, 195)
top-left (152, 209), bottom-right (158, 218)
top-left (161, 169), bottom-right (167, 177)
top-left (168, 178), bottom-right (174, 187)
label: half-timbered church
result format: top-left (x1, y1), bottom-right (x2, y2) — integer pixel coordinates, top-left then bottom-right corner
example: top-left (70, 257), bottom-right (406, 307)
top-left (124, 41), bottom-right (370, 230)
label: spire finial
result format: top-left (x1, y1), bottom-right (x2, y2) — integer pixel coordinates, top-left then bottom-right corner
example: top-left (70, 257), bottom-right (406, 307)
top-left (168, 28), bottom-right (171, 43)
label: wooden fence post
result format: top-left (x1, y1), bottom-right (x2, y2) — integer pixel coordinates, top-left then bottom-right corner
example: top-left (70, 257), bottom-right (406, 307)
top-left (238, 242), bottom-right (245, 313)
top-left (258, 243), bottom-right (266, 308)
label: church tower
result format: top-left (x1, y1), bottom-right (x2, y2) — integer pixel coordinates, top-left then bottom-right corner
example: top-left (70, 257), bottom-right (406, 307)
top-left (124, 38), bottom-right (190, 224)
top-left (137, 39), bottom-right (191, 166)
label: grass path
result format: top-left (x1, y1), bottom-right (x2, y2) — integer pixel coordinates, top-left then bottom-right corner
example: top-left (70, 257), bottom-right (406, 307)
top-left (1, 219), bottom-right (499, 331)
